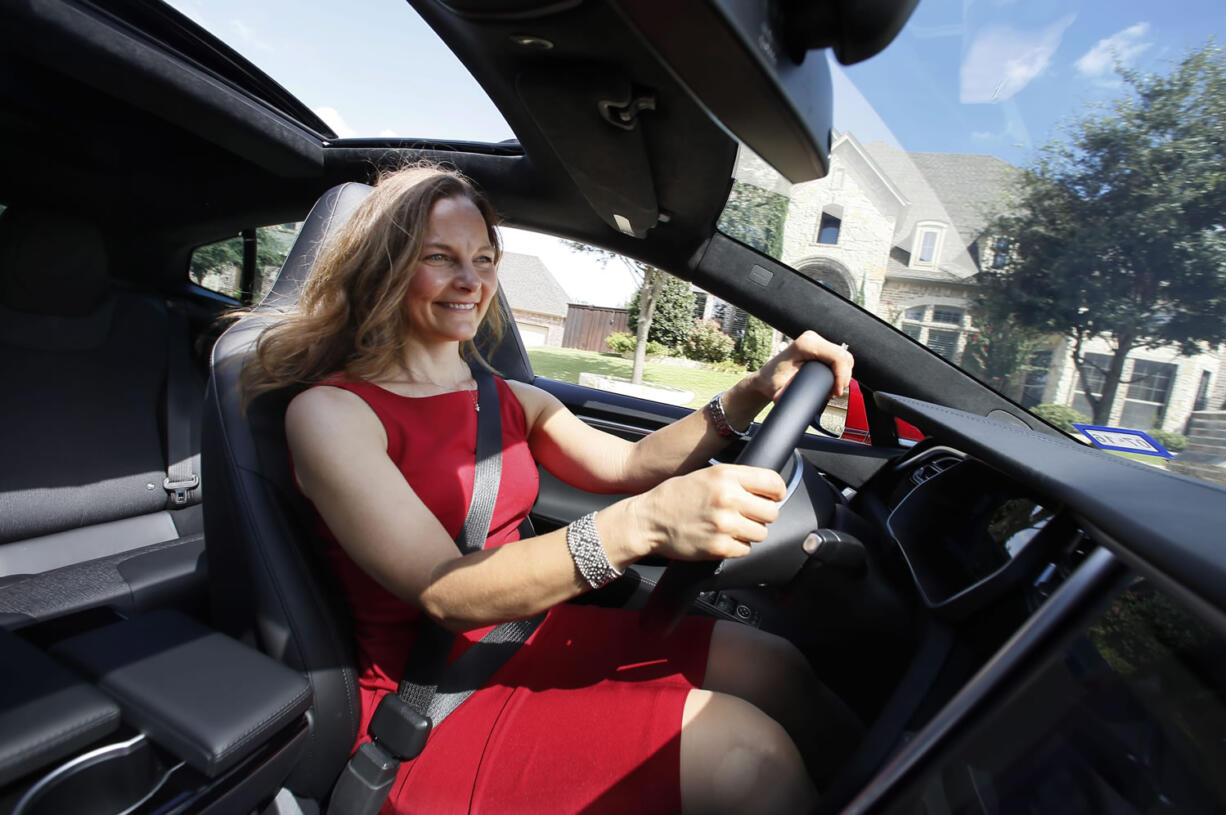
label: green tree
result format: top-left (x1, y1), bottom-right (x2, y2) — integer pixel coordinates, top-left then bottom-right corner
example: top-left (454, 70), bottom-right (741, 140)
top-left (717, 181), bottom-right (788, 370)
top-left (190, 229), bottom-right (295, 300)
top-left (718, 180), bottom-right (789, 257)
top-left (735, 315), bottom-right (774, 370)
top-left (962, 288), bottom-right (1049, 393)
top-left (562, 242), bottom-right (674, 384)
top-left (978, 44), bottom-right (1226, 425)
top-left (627, 274), bottom-right (696, 349)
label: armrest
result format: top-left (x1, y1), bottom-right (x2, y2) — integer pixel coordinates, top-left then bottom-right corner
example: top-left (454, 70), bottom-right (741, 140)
top-left (50, 610), bottom-right (311, 777)
top-left (0, 629), bottom-right (120, 786)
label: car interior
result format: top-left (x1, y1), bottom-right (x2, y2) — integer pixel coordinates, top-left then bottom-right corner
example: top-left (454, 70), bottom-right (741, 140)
top-left (3, 1), bottom-right (1225, 814)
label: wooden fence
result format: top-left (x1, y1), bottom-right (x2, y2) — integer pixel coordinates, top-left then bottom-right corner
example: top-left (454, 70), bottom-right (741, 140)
top-left (562, 305), bottom-right (629, 352)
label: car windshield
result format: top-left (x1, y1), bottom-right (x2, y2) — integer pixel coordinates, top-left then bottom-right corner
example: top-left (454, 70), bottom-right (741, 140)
top-left (169, 0), bottom-right (1226, 490)
top-left (716, 2), bottom-right (1225, 488)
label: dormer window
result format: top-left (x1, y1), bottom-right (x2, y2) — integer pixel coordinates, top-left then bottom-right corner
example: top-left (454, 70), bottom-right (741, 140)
top-left (816, 204), bottom-right (844, 245)
top-left (910, 222), bottom-right (945, 268)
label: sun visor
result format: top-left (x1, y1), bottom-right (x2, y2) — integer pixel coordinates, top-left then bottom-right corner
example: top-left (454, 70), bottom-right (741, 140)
top-left (517, 69), bottom-right (659, 238)
top-left (611, 0), bottom-right (915, 183)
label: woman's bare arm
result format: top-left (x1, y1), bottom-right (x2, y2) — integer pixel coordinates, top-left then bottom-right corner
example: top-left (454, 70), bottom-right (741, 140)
top-left (287, 385), bottom-right (786, 632)
top-left (513, 330), bottom-right (854, 494)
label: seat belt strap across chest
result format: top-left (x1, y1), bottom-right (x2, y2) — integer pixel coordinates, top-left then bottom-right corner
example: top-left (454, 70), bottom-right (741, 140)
top-left (395, 365), bottom-right (543, 721)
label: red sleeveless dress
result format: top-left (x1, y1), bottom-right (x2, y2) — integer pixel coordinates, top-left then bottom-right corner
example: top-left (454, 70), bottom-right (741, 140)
top-left (312, 378), bottom-right (715, 814)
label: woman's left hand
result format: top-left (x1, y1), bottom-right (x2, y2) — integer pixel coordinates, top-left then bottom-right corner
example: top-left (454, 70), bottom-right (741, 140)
top-left (748, 330), bottom-right (855, 402)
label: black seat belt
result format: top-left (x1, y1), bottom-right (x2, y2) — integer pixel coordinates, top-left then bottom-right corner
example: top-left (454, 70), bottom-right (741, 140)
top-left (163, 303), bottom-right (201, 507)
top-left (329, 365), bottom-right (543, 815)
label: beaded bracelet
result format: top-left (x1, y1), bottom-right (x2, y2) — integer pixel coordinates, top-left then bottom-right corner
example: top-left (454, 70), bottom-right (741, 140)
top-left (566, 512), bottom-right (622, 590)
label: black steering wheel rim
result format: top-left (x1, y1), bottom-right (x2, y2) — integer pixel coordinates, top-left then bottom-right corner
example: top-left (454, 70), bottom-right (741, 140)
top-left (640, 361), bottom-right (836, 633)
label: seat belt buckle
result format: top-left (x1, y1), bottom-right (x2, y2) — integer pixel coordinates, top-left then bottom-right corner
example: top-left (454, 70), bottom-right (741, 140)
top-left (369, 693), bottom-right (432, 760)
top-left (164, 474), bottom-right (199, 506)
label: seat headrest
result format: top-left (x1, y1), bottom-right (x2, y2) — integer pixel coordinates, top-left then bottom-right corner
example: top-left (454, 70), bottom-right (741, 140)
top-left (255, 182), bottom-right (374, 313)
top-left (0, 209), bottom-right (111, 317)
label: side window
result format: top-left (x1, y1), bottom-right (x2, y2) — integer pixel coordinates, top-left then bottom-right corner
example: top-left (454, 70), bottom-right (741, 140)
top-left (497, 239), bottom-right (788, 426)
top-left (188, 223), bottom-right (301, 304)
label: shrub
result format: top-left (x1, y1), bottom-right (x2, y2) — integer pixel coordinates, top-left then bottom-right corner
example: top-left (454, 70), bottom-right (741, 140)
top-left (1150, 428), bottom-right (1188, 453)
top-left (735, 315), bottom-right (773, 370)
top-left (1030, 403), bottom-right (1090, 433)
top-left (645, 340), bottom-right (672, 357)
top-left (627, 274), bottom-right (696, 349)
top-left (709, 358), bottom-right (748, 374)
top-left (681, 320), bottom-right (735, 363)
top-left (605, 333), bottom-right (674, 358)
top-left (604, 331), bottom-right (636, 354)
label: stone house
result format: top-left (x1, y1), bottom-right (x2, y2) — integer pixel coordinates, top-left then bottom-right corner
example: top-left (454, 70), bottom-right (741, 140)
top-left (737, 132), bottom-right (1222, 435)
top-left (497, 251), bottom-right (571, 347)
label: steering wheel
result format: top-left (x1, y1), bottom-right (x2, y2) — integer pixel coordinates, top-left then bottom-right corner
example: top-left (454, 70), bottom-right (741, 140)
top-left (640, 361), bottom-right (838, 633)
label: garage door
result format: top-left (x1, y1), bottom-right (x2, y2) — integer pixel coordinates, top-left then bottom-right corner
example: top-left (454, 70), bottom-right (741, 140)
top-left (518, 323), bottom-right (549, 346)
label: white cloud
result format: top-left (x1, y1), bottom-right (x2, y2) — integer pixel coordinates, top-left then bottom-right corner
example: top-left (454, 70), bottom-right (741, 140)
top-left (1075, 22), bottom-right (1152, 79)
top-left (378, 128), bottom-right (399, 138)
top-left (911, 24), bottom-right (963, 39)
top-left (314, 107), bottom-right (357, 138)
top-left (960, 14), bottom-right (1076, 103)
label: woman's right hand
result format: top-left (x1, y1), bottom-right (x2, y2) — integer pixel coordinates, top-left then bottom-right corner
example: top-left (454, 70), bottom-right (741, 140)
top-left (623, 464), bottom-right (788, 562)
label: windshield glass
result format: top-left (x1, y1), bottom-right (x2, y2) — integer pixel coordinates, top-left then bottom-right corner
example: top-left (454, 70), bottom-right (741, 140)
top-left (718, 2), bottom-right (1225, 488)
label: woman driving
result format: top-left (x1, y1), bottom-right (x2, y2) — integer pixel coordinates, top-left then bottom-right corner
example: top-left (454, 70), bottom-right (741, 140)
top-left (242, 164), bottom-right (858, 815)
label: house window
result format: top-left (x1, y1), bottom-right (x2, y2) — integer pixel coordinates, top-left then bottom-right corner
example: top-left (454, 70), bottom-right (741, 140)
top-left (931, 307), bottom-right (965, 326)
top-left (926, 329), bottom-right (959, 360)
top-left (899, 304), bottom-right (969, 363)
top-left (992, 237), bottom-right (1010, 269)
top-left (1071, 352), bottom-right (1111, 418)
top-left (816, 205), bottom-right (843, 245)
top-left (910, 222), bottom-right (946, 268)
top-left (692, 291), bottom-right (708, 322)
top-left (1121, 359), bottom-right (1176, 429)
top-left (1194, 370), bottom-right (1212, 411)
top-left (1020, 350), bottom-right (1053, 408)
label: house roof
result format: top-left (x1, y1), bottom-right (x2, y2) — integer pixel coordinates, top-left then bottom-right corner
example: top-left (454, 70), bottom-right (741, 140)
top-left (498, 251), bottom-right (571, 318)
top-left (862, 141), bottom-right (1016, 279)
top-left (885, 258), bottom-right (978, 283)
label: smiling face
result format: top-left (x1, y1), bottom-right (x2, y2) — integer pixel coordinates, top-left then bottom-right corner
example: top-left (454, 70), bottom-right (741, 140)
top-left (402, 195), bottom-right (499, 347)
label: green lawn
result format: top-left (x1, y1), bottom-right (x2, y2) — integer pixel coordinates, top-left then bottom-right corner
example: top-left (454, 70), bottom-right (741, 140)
top-left (527, 346), bottom-right (745, 410)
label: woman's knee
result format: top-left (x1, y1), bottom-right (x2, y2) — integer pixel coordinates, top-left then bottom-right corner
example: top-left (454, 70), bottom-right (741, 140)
top-left (680, 690), bottom-right (816, 815)
top-left (704, 622), bottom-right (816, 723)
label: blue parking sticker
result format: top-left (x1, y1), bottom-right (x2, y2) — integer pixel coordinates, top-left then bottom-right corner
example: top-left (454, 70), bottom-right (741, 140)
top-left (1072, 424), bottom-right (1174, 458)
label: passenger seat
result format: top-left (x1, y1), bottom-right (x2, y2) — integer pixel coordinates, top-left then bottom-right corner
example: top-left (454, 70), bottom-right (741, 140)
top-left (0, 208), bottom-right (207, 629)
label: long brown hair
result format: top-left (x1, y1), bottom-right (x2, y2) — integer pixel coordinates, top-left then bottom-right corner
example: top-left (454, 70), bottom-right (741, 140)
top-left (240, 163), bottom-right (504, 404)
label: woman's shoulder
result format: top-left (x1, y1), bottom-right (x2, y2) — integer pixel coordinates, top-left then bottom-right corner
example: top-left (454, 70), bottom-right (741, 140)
top-left (288, 383), bottom-right (376, 427)
top-left (503, 377), bottom-right (555, 412)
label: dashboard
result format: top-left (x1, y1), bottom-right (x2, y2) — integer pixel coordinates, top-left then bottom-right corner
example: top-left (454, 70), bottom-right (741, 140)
top-left (867, 394), bottom-right (1225, 623)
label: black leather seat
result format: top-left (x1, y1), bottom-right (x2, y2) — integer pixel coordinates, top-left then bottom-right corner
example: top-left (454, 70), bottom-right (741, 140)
top-left (202, 181), bottom-right (533, 803)
top-left (0, 208), bottom-right (206, 630)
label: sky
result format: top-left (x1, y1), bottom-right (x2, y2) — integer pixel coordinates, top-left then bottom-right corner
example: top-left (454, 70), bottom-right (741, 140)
top-left (163, 0), bottom-right (1223, 305)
